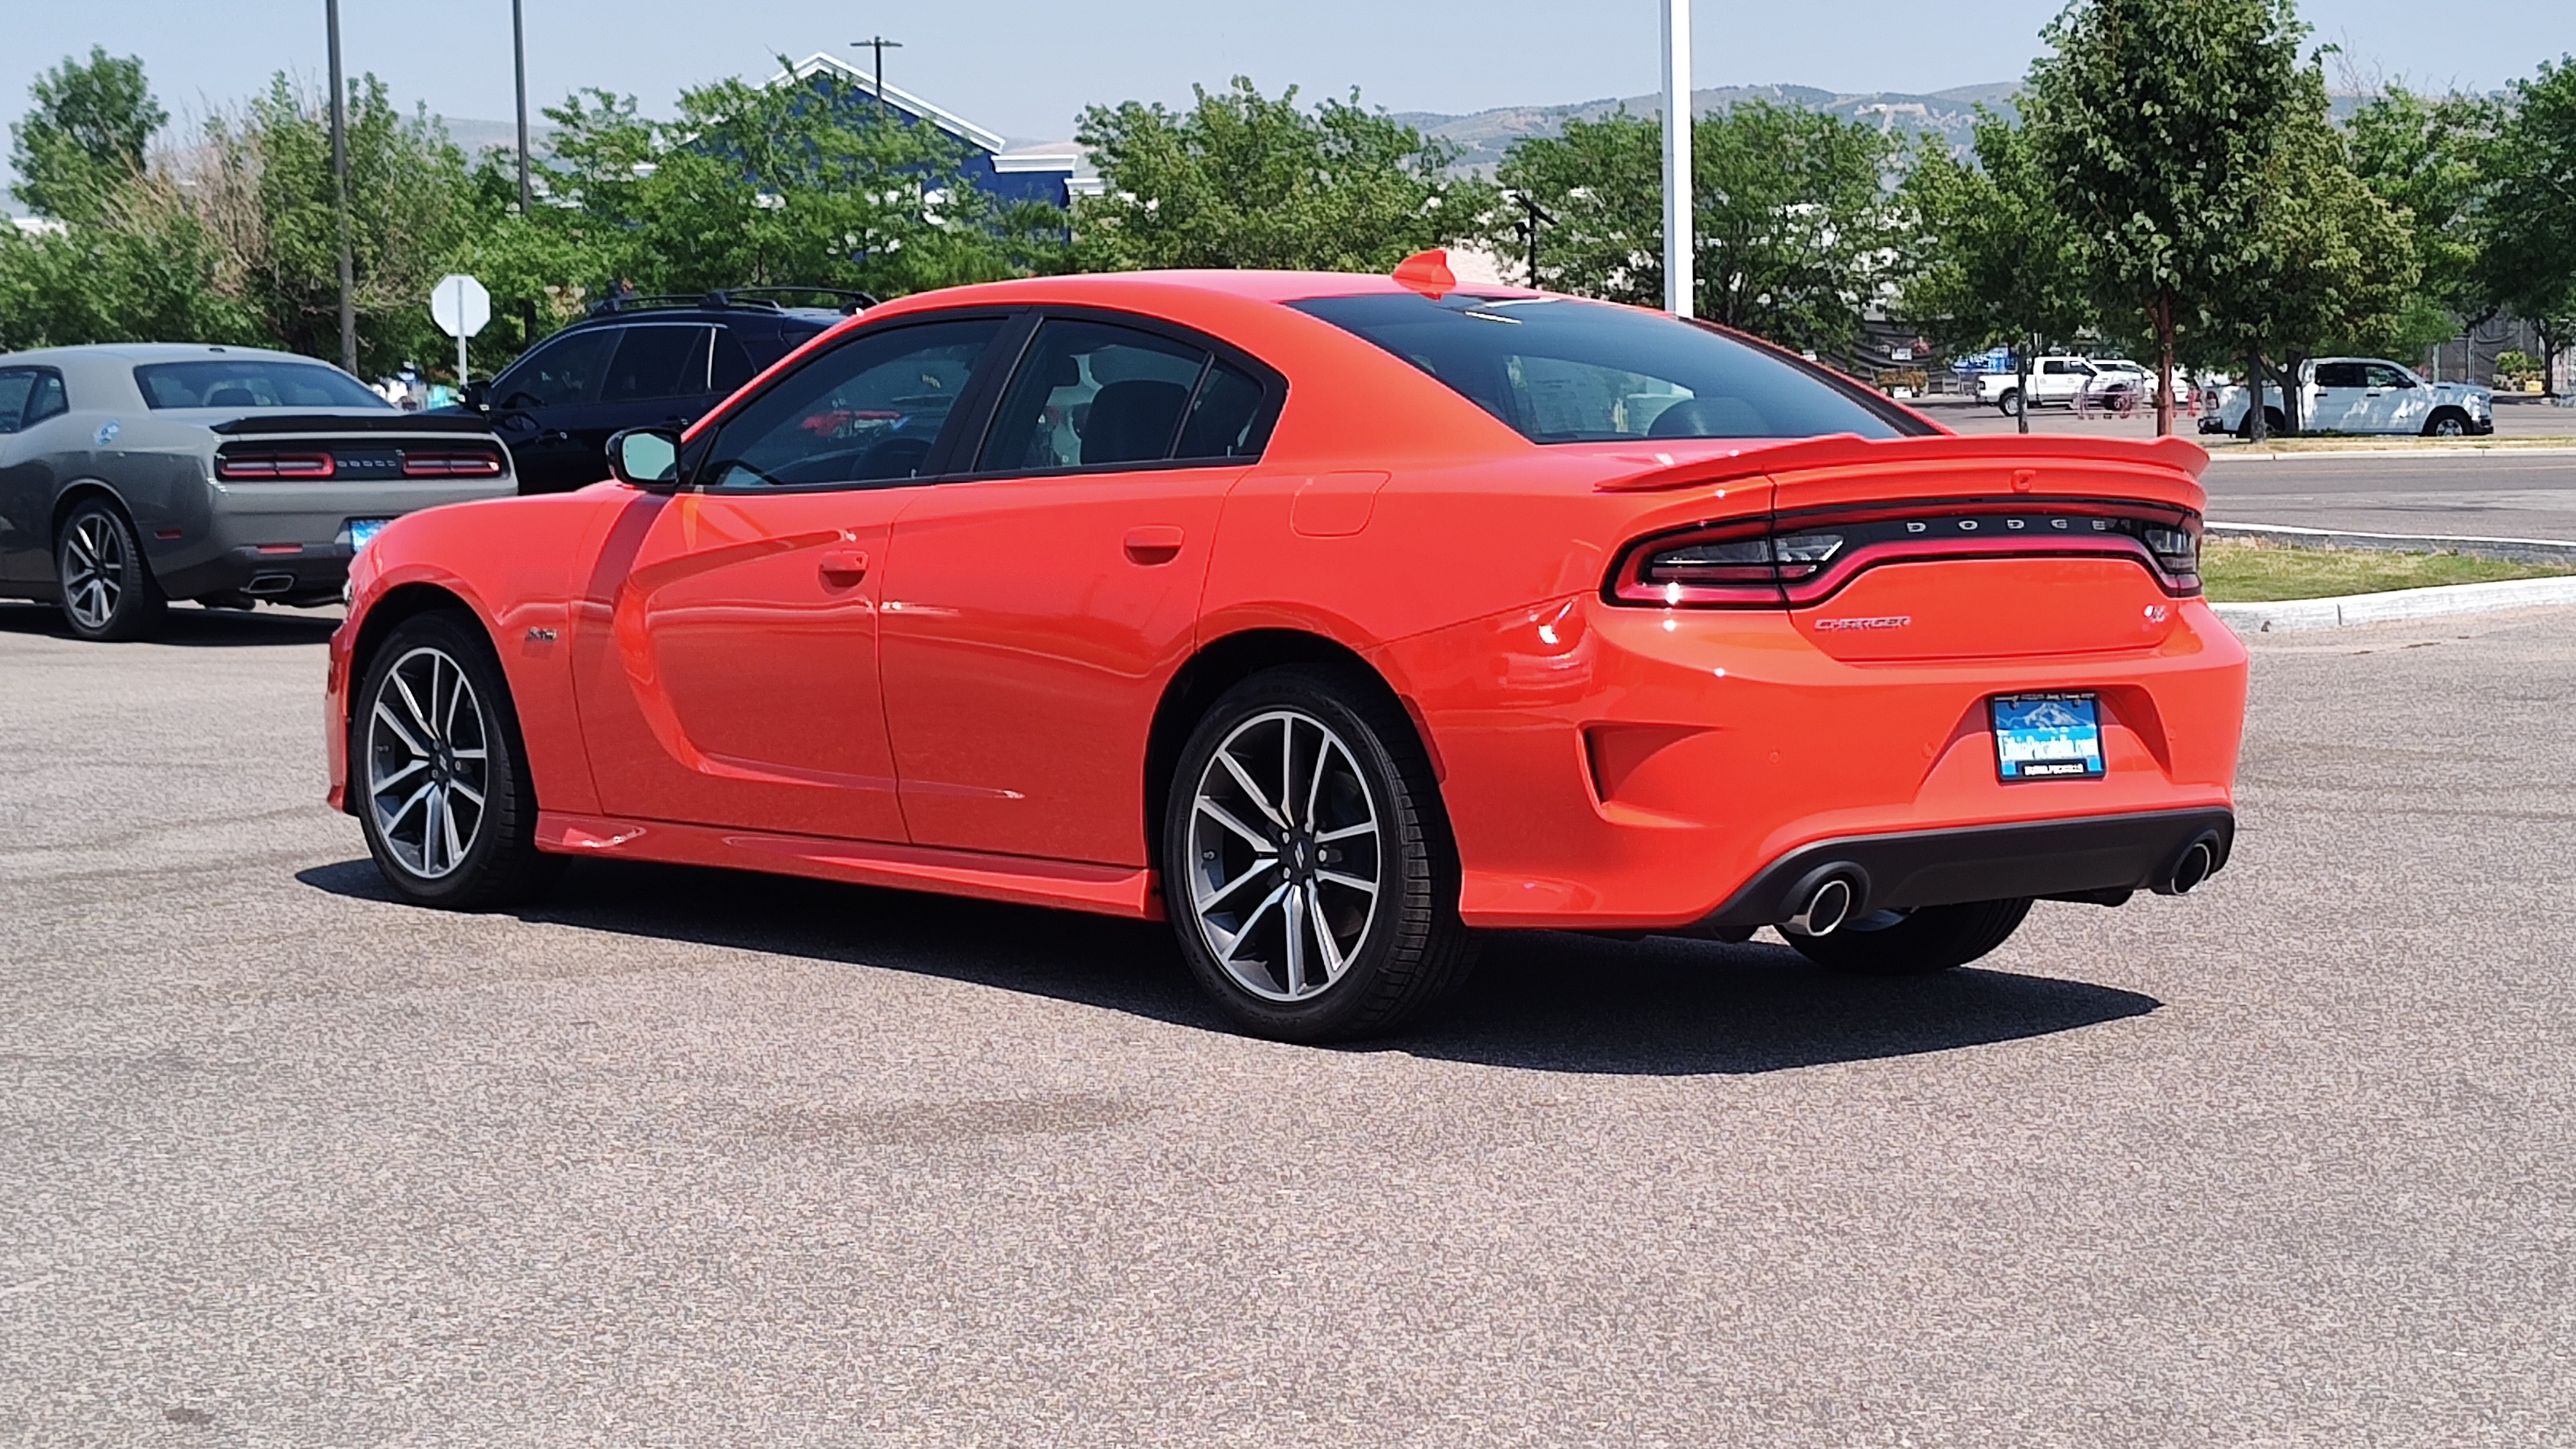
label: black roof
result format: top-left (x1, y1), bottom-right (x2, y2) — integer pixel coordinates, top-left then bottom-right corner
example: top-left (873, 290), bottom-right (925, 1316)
top-left (586, 287), bottom-right (874, 321)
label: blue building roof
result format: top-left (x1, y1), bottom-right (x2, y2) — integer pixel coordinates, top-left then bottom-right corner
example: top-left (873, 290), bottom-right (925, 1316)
top-left (766, 53), bottom-right (1094, 209)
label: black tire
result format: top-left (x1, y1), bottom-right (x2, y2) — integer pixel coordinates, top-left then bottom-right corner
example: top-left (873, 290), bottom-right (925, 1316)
top-left (55, 500), bottom-right (166, 641)
top-left (1784, 898), bottom-right (2033, 975)
top-left (1994, 388), bottom-right (2021, 416)
top-left (1161, 665), bottom-right (1475, 1042)
top-left (353, 611), bottom-right (562, 910)
top-left (2424, 409), bottom-right (2470, 438)
top-left (2238, 408), bottom-right (2288, 440)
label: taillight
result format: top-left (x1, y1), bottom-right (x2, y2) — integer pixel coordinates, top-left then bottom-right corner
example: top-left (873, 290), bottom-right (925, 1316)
top-left (216, 452), bottom-right (333, 479)
top-left (401, 450), bottom-right (504, 477)
top-left (1609, 501), bottom-right (2203, 608)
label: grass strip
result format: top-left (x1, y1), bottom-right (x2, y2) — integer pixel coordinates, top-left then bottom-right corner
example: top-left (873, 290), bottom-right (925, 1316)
top-left (2201, 537), bottom-right (2576, 602)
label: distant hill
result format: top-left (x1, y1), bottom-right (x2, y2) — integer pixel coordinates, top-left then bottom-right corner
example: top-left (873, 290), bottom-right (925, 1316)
top-left (1392, 82), bottom-right (2023, 174)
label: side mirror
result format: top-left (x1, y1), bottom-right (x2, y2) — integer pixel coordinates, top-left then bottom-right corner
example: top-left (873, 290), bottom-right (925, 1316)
top-left (460, 380), bottom-right (491, 413)
top-left (606, 427), bottom-right (682, 491)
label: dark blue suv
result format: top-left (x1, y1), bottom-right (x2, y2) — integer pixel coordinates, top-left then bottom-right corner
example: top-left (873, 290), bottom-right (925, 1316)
top-left (457, 289), bottom-right (870, 493)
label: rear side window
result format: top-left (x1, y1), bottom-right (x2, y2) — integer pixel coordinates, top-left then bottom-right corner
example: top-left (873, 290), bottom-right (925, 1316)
top-left (494, 328), bottom-right (616, 409)
top-left (135, 360), bottom-right (389, 410)
top-left (711, 328), bottom-right (756, 393)
top-left (1177, 362), bottom-right (1265, 460)
top-left (27, 371), bottom-right (65, 425)
top-left (2314, 362), bottom-right (2369, 388)
top-left (701, 318), bottom-right (1005, 490)
top-left (1288, 292), bottom-right (1919, 443)
top-left (979, 320), bottom-right (1210, 471)
top-left (599, 325), bottom-right (710, 404)
top-left (0, 370), bottom-right (34, 433)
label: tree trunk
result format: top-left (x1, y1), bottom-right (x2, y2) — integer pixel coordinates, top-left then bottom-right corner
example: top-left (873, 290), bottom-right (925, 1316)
top-left (2244, 350), bottom-right (2268, 443)
top-left (2153, 295), bottom-right (2176, 438)
top-left (2280, 352), bottom-right (2308, 435)
top-left (2014, 342), bottom-right (2031, 435)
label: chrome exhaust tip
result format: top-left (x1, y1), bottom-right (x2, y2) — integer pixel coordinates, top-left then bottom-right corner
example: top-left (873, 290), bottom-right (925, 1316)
top-left (1782, 874), bottom-right (1856, 938)
top-left (244, 572), bottom-right (297, 596)
top-left (2158, 834), bottom-right (2223, 896)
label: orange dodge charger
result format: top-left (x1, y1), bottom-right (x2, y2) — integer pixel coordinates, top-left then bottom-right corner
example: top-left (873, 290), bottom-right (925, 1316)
top-left (326, 265), bottom-right (2248, 1041)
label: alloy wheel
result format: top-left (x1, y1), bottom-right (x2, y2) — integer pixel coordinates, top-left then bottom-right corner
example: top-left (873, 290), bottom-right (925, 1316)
top-left (1185, 708), bottom-right (1383, 1002)
top-left (366, 645), bottom-right (491, 880)
top-left (62, 514), bottom-right (125, 631)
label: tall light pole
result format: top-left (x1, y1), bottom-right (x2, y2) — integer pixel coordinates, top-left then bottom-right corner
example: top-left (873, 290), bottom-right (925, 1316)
top-left (326, 0), bottom-right (357, 372)
top-left (512, 0), bottom-right (531, 215)
top-left (852, 35), bottom-right (902, 112)
top-left (1661, 0), bottom-right (1693, 318)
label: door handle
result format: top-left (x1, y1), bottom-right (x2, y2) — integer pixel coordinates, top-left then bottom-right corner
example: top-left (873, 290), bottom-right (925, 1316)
top-left (1123, 525), bottom-right (1185, 565)
top-left (819, 547), bottom-right (869, 582)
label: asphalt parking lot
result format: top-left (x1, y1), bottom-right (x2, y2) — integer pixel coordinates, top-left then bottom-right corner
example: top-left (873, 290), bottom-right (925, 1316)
top-left (3, 599), bottom-right (2572, 1445)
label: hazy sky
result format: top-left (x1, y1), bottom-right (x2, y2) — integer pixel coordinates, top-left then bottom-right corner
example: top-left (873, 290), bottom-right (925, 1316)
top-left (4, 0), bottom-right (2572, 156)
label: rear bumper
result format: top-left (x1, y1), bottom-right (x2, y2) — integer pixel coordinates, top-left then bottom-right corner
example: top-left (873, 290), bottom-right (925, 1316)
top-left (1697, 807), bottom-right (2234, 928)
top-left (1377, 580), bottom-right (2249, 930)
top-left (150, 478), bottom-right (515, 600)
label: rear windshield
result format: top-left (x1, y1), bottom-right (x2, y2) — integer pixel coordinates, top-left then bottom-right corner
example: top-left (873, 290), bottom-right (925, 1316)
top-left (1288, 292), bottom-right (1923, 443)
top-left (135, 360), bottom-right (390, 411)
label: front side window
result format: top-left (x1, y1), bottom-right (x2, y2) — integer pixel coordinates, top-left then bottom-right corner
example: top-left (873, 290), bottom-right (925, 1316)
top-left (1289, 292), bottom-right (1919, 443)
top-left (2365, 363), bottom-right (2413, 389)
top-left (134, 360), bottom-right (389, 411)
top-left (494, 328), bottom-right (617, 409)
top-left (979, 319), bottom-right (1211, 472)
top-left (701, 317), bottom-right (1004, 490)
top-left (599, 325), bottom-right (713, 404)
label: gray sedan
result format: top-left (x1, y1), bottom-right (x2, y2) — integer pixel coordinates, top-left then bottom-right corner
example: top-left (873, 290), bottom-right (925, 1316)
top-left (0, 343), bottom-right (518, 640)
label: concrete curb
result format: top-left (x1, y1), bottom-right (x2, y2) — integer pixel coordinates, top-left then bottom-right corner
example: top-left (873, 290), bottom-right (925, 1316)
top-left (2206, 521), bottom-right (2576, 567)
top-left (2212, 574), bottom-right (2576, 635)
top-left (2206, 443), bottom-right (2576, 461)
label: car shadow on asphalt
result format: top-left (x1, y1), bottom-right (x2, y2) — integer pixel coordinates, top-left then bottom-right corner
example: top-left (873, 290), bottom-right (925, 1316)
top-left (297, 856), bottom-right (2161, 1076)
top-left (0, 601), bottom-right (340, 647)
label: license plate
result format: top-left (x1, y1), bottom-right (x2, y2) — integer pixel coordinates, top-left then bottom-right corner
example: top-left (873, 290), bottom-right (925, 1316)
top-left (1990, 692), bottom-right (2106, 781)
top-left (348, 518), bottom-right (393, 552)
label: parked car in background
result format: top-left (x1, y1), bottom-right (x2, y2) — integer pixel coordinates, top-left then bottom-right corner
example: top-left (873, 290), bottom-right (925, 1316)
top-left (328, 267), bottom-right (2246, 1043)
top-left (1971, 355), bottom-right (2159, 414)
top-left (0, 343), bottom-right (516, 640)
top-left (2202, 358), bottom-right (2494, 438)
top-left (450, 289), bottom-right (870, 493)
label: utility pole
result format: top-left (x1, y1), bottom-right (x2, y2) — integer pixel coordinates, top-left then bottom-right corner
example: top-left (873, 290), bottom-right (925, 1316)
top-left (1661, 0), bottom-right (1693, 317)
top-left (512, 0), bottom-right (531, 214)
top-left (513, 0), bottom-right (538, 348)
top-left (327, 0), bottom-right (357, 373)
top-left (852, 36), bottom-right (902, 114)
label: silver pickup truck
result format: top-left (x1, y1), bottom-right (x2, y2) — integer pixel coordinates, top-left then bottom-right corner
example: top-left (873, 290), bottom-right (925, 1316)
top-left (0, 343), bottom-right (518, 640)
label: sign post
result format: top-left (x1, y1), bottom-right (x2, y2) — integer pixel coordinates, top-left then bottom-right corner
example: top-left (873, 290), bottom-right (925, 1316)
top-left (430, 273), bottom-right (492, 384)
top-left (1662, 0), bottom-right (1692, 318)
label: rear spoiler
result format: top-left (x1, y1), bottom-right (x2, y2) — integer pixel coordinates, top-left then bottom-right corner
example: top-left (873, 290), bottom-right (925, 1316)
top-left (211, 413), bottom-right (496, 436)
top-left (1596, 432), bottom-right (2212, 492)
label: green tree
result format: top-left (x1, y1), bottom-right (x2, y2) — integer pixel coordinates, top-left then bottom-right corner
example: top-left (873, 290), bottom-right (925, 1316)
top-left (8, 45), bottom-right (166, 223)
top-left (1486, 103), bottom-right (1901, 355)
top-left (2346, 85), bottom-right (2499, 357)
top-left (2023, 0), bottom-right (2312, 435)
top-left (2478, 59), bottom-right (2576, 394)
top-left (1897, 113), bottom-right (2095, 432)
top-left (1074, 77), bottom-right (1491, 272)
top-left (2198, 69), bottom-right (2419, 436)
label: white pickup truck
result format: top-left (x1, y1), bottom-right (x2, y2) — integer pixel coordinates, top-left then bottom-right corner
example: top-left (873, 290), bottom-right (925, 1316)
top-left (1970, 356), bottom-right (2158, 414)
top-left (2201, 357), bottom-right (2494, 437)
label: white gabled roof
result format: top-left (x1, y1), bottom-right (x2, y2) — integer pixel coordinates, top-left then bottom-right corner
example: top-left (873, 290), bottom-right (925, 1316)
top-left (772, 52), bottom-right (1010, 156)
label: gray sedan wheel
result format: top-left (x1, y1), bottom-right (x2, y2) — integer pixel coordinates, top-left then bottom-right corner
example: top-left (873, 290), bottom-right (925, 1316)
top-left (55, 502), bottom-right (166, 641)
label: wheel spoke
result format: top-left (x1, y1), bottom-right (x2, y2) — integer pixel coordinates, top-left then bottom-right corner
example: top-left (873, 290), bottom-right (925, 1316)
top-left (1303, 733), bottom-right (1333, 830)
top-left (1194, 857), bottom-right (1277, 913)
top-left (1316, 869), bottom-right (1378, 897)
top-left (446, 777), bottom-right (486, 808)
top-left (1214, 747), bottom-right (1289, 830)
top-left (382, 779), bottom-right (434, 831)
top-left (1282, 884), bottom-right (1307, 994)
top-left (389, 669), bottom-right (436, 743)
top-left (1208, 880), bottom-right (1289, 958)
top-left (1281, 718), bottom-right (1298, 828)
top-left (372, 701), bottom-right (428, 758)
top-left (1195, 797), bottom-right (1278, 855)
top-left (443, 658), bottom-right (467, 735)
top-left (440, 789), bottom-right (467, 868)
top-left (371, 757), bottom-right (428, 792)
top-left (1316, 820), bottom-right (1376, 844)
top-left (448, 747), bottom-right (486, 761)
top-left (1306, 887), bottom-right (1346, 980)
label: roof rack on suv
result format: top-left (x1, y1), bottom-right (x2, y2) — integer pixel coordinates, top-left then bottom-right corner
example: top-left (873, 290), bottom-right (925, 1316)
top-left (587, 287), bottom-right (877, 318)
